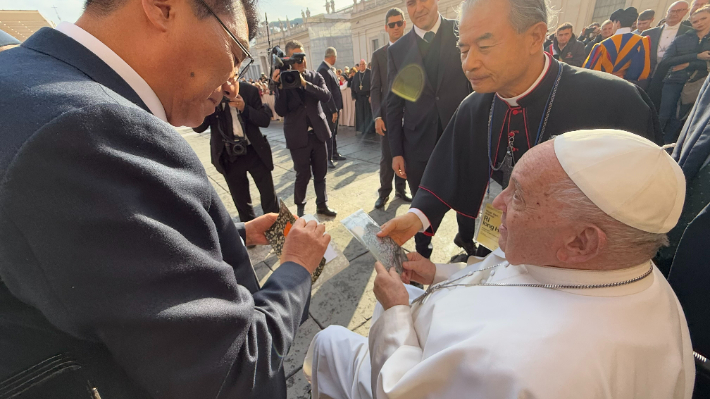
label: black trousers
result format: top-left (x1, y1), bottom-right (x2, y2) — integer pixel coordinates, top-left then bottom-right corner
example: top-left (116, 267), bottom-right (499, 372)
top-left (221, 146), bottom-right (279, 222)
top-left (290, 133), bottom-right (328, 206)
top-left (379, 133), bottom-right (407, 197)
top-left (403, 158), bottom-right (432, 257)
top-left (326, 115), bottom-right (340, 161)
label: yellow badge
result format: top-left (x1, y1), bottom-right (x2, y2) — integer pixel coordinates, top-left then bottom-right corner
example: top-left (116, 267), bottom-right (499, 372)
top-left (475, 203), bottom-right (503, 251)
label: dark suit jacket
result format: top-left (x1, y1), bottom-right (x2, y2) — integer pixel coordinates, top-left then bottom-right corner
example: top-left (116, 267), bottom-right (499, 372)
top-left (370, 43), bottom-right (389, 120)
top-left (0, 27), bottom-right (311, 399)
top-left (274, 69), bottom-right (332, 149)
top-left (194, 82), bottom-right (274, 174)
top-left (643, 23), bottom-right (693, 74)
top-left (316, 61), bottom-right (343, 114)
top-left (386, 17), bottom-right (473, 162)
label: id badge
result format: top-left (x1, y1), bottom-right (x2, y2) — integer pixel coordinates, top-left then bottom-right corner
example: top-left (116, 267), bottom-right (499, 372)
top-left (474, 190), bottom-right (504, 251)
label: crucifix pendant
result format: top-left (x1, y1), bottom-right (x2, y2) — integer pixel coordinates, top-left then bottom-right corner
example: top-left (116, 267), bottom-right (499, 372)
top-left (359, 83), bottom-right (363, 90)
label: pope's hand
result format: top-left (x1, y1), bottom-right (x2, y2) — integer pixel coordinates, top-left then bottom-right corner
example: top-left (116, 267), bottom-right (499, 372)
top-left (401, 252), bottom-right (436, 285)
top-left (373, 262), bottom-right (410, 310)
top-left (377, 212), bottom-right (422, 246)
top-left (281, 218), bottom-right (331, 274)
top-left (244, 213), bottom-right (278, 246)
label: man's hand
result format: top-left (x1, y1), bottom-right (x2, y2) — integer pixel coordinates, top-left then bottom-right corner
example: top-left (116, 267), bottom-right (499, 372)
top-left (332, 112), bottom-right (338, 123)
top-left (377, 212), bottom-right (423, 246)
top-left (375, 118), bottom-right (386, 136)
top-left (272, 69), bottom-right (281, 83)
top-left (698, 51), bottom-right (710, 61)
top-left (229, 94), bottom-right (245, 112)
top-left (392, 156), bottom-right (407, 179)
top-left (400, 252), bottom-right (436, 285)
top-left (300, 72), bottom-right (308, 87)
top-left (281, 218), bottom-right (331, 274)
top-left (672, 62), bottom-right (690, 71)
top-left (244, 213), bottom-right (278, 246)
top-left (373, 262), bottom-right (410, 310)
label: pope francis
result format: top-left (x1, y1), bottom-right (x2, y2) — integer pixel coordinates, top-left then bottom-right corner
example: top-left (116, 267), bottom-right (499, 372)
top-left (303, 130), bottom-right (695, 399)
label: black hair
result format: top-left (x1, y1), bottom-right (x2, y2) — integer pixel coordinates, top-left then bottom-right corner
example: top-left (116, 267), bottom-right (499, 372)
top-left (385, 8), bottom-right (404, 24)
top-left (610, 7), bottom-right (638, 28)
top-left (84, 0), bottom-right (258, 40)
top-left (285, 40), bottom-right (304, 54)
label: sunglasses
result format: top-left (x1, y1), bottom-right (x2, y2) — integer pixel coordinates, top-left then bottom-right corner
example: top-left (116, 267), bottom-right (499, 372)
top-left (388, 20), bottom-right (404, 29)
top-left (194, 0), bottom-right (254, 80)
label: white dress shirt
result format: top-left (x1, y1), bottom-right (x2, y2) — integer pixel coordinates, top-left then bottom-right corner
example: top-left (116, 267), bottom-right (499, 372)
top-left (55, 22), bottom-right (168, 122)
top-left (658, 23), bottom-right (681, 59)
top-left (412, 15), bottom-right (442, 40)
top-left (615, 27), bottom-right (633, 35)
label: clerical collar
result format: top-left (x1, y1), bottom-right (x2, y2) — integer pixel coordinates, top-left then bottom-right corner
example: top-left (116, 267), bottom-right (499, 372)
top-left (615, 27), bottom-right (633, 34)
top-left (525, 261), bottom-right (654, 297)
top-left (497, 53), bottom-right (551, 107)
top-left (413, 14), bottom-right (442, 41)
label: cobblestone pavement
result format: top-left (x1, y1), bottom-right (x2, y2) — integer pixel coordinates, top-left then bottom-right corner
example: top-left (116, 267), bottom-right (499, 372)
top-left (178, 121), bottom-right (465, 398)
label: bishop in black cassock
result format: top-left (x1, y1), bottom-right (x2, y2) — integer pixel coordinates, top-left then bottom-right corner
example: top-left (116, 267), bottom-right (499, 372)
top-left (351, 66), bottom-right (374, 134)
top-left (411, 53), bottom-right (663, 236)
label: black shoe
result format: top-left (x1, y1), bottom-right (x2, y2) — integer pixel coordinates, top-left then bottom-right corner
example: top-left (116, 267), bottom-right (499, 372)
top-left (394, 190), bottom-right (412, 202)
top-left (449, 252), bottom-right (469, 263)
top-left (333, 154), bottom-right (347, 161)
top-left (374, 195), bottom-right (389, 209)
top-left (316, 205), bottom-right (337, 217)
top-left (247, 245), bottom-right (257, 249)
top-left (453, 233), bottom-right (476, 256)
top-left (328, 160), bottom-right (336, 169)
top-left (297, 204), bottom-right (305, 217)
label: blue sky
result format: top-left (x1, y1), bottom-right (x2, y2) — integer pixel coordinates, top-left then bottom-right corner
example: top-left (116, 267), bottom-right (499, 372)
top-left (0, 0), bottom-right (351, 25)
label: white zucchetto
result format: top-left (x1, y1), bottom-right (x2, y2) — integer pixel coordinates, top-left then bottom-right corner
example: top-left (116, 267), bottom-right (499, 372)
top-left (553, 130), bottom-right (685, 234)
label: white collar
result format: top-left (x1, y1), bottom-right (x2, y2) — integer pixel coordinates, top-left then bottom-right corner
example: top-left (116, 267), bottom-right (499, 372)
top-left (615, 27), bottom-right (633, 34)
top-left (55, 22), bottom-right (168, 123)
top-left (389, 41), bottom-right (395, 46)
top-left (324, 59), bottom-right (333, 68)
top-left (413, 14), bottom-right (442, 40)
top-left (665, 22), bottom-right (681, 30)
top-left (497, 53), bottom-right (550, 107)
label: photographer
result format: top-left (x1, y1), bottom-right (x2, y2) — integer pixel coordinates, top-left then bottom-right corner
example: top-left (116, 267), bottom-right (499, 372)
top-left (273, 40), bottom-right (338, 217)
top-left (194, 79), bottom-right (280, 223)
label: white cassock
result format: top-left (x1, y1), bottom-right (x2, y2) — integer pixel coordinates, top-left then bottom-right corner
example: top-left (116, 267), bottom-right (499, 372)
top-left (303, 249), bottom-right (695, 399)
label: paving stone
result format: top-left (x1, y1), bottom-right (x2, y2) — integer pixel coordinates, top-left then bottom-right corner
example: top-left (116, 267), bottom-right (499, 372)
top-left (284, 317), bottom-right (322, 379)
top-left (286, 369), bottom-right (312, 399)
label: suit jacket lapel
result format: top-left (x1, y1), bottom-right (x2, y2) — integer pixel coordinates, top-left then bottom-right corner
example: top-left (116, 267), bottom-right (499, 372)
top-left (23, 28), bottom-right (151, 114)
top-left (402, 29), bottom-right (434, 94)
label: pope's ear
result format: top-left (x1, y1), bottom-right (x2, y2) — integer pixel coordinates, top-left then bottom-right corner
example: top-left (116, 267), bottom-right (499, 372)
top-left (557, 225), bottom-right (607, 264)
top-left (526, 22), bottom-right (548, 54)
top-left (141, 0), bottom-right (173, 32)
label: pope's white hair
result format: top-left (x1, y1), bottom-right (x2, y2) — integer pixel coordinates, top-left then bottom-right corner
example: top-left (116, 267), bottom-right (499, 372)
top-left (458, 0), bottom-right (553, 33)
top-left (549, 177), bottom-right (668, 260)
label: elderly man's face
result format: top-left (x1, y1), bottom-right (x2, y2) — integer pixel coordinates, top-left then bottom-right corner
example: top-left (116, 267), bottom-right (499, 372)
top-left (491, 142), bottom-right (576, 265)
top-left (458, 0), bottom-right (545, 95)
top-left (601, 21), bottom-right (614, 38)
top-left (359, 60), bottom-right (366, 70)
top-left (162, 0), bottom-right (249, 127)
top-left (667, 1), bottom-right (690, 25)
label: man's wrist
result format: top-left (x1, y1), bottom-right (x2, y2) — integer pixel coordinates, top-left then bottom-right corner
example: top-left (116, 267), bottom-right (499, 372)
top-left (407, 208), bottom-right (430, 232)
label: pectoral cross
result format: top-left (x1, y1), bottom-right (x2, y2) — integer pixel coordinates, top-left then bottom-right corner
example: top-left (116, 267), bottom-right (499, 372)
top-left (358, 72), bottom-right (364, 91)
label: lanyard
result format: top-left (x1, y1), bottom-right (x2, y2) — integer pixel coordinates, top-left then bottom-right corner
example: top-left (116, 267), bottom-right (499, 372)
top-left (486, 62), bottom-right (563, 188)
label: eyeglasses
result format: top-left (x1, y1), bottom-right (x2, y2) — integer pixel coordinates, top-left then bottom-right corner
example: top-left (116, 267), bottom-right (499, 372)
top-left (669, 8), bottom-right (689, 14)
top-left (194, 0), bottom-right (254, 80)
top-left (387, 20), bottom-right (404, 29)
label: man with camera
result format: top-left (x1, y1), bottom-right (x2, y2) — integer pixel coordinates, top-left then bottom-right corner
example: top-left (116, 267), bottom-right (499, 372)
top-left (273, 40), bottom-right (337, 217)
top-left (194, 79), bottom-right (280, 224)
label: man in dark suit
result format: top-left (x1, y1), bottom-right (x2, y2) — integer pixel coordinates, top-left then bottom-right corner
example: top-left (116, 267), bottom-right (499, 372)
top-left (193, 81), bottom-right (279, 222)
top-left (386, 0), bottom-right (473, 258)
top-left (274, 40), bottom-right (337, 217)
top-left (0, 1), bottom-right (330, 398)
top-left (371, 8), bottom-right (411, 209)
top-left (317, 47), bottom-right (346, 168)
top-left (643, 1), bottom-right (692, 76)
